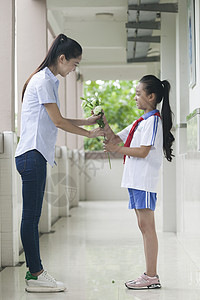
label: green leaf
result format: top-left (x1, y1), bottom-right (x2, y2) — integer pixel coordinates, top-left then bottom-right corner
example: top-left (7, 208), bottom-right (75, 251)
top-left (82, 80), bottom-right (142, 151)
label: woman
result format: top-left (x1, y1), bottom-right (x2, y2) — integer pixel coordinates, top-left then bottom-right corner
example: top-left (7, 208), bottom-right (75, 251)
top-left (15, 33), bottom-right (103, 293)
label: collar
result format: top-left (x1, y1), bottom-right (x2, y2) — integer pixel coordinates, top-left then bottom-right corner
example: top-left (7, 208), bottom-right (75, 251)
top-left (142, 109), bottom-right (160, 120)
top-left (45, 67), bottom-right (60, 86)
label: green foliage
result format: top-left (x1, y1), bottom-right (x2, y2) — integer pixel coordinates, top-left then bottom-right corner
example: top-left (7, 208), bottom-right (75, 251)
top-left (82, 80), bottom-right (142, 151)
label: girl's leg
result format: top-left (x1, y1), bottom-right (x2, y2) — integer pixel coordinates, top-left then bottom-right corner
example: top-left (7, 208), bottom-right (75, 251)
top-left (17, 150), bottom-right (47, 274)
top-left (135, 208), bottom-right (158, 277)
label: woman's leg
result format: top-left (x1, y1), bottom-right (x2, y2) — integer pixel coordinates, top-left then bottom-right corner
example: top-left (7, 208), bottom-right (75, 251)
top-left (18, 150), bottom-right (47, 274)
top-left (16, 150), bottom-right (66, 292)
top-left (135, 209), bottom-right (158, 277)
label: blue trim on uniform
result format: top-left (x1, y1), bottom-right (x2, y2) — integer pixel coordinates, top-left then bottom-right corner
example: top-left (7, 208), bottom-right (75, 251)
top-left (141, 110), bottom-right (160, 146)
top-left (151, 116), bottom-right (159, 146)
top-left (128, 188), bottom-right (157, 211)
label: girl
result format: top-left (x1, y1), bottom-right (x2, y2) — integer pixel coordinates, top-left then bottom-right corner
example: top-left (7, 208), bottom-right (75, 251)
top-left (15, 33), bottom-right (103, 293)
top-left (103, 75), bottom-right (174, 289)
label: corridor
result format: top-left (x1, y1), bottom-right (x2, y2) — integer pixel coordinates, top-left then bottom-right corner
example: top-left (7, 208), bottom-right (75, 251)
top-left (0, 201), bottom-right (200, 300)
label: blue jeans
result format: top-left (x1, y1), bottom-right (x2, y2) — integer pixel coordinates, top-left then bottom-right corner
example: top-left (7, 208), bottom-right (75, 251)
top-left (15, 150), bottom-right (47, 273)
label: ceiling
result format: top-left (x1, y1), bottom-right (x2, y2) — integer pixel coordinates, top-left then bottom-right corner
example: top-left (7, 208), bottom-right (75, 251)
top-left (47, 0), bottom-right (178, 80)
top-left (127, 0), bottom-right (160, 62)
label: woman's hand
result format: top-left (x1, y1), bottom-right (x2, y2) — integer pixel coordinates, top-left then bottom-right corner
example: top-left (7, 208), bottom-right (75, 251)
top-left (103, 139), bottom-right (122, 153)
top-left (86, 114), bottom-right (101, 125)
top-left (88, 127), bottom-right (104, 138)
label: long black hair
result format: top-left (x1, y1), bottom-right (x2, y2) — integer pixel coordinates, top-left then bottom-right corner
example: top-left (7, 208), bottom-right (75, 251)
top-left (22, 33), bottom-right (82, 101)
top-left (139, 75), bottom-right (175, 162)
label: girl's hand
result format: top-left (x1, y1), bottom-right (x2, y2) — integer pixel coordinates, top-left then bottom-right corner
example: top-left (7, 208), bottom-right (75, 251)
top-left (103, 139), bottom-right (121, 153)
top-left (86, 114), bottom-right (101, 125)
top-left (88, 127), bottom-right (104, 138)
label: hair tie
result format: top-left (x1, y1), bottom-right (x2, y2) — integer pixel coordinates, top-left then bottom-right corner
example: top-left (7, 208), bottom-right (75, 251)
top-left (60, 34), bottom-right (68, 43)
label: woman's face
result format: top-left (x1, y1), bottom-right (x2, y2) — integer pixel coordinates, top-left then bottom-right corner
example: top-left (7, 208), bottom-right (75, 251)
top-left (58, 55), bottom-right (82, 77)
top-left (134, 82), bottom-right (155, 113)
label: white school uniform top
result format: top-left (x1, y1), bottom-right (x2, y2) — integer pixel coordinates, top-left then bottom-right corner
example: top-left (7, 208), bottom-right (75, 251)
top-left (15, 67), bottom-right (60, 166)
top-left (117, 110), bottom-right (163, 193)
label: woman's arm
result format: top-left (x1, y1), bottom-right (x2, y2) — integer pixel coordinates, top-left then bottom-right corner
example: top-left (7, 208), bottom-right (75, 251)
top-left (68, 114), bottom-right (101, 126)
top-left (104, 140), bottom-right (151, 158)
top-left (44, 103), bottom-right (103, 138)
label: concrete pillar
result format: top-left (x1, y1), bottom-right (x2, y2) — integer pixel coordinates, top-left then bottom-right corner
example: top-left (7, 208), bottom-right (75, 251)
top-left (48, 28), bottom-right (68, 148)
top-left (70, 149), bottom-right (80, 208)
top-left (0, 0), bottom-right (15, 132)
top-left (64, 73), bottom-right (84, 150)
top-left (57, 76), bottom-right (67, 147)
top-left (58, 146), bottom-right (70, 217)
top-left (175, 0), bottom-right (189, 234)
top-left (0, 132), bottom-right (19, 266)
top-left (16, 0), bottom-right (47, 135)
top-left (66, 72), bottom-right (78, 149)
top-left (160, 13), bottom-right (177, 232)
top-left (77, 77), bottom-right (84, 150)
top-left (39, 164), bottom-right (52, 233)
top-left (0, 1), bottom-right (18, 267)
top-left (79, 150), bottom-right (86, 201)
top-left (176, 0), bottom-right (189, 154)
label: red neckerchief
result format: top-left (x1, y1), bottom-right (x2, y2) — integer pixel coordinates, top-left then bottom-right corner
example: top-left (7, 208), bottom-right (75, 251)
top-left (123, 111), bottom-right (161, 163)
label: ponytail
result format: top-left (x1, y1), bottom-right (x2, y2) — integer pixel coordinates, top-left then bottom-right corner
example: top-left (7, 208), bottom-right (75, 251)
top-left (160, 80), bottom-right (175, 162)
top-left (139, 75), bottom-right (175, 162)
top-left (21, 33), bottom-right (82, 101)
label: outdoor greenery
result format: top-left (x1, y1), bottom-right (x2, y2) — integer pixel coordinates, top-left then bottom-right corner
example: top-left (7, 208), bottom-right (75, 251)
top-left (81, 80), bottom-right (142, 151)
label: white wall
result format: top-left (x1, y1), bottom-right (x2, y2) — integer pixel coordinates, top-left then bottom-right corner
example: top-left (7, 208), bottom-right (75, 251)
top-left (189, 0), bottom-right (200, 113)
top-left (175, 0), bottom-right (200, 268)
top-left (85, 156), bottom-right (129, 201)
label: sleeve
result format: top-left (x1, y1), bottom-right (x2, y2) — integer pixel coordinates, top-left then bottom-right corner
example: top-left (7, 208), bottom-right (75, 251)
top-left (140, 116), bottom-right (160, 147)
top-left (117, 124), bottom-right (133, 143)
top-left (36, 78), bottom-right (57, 105)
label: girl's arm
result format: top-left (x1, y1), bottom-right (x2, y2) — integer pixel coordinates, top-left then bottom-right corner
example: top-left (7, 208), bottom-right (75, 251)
top-left (104, 140), bottom-right (151, 158)
top-left (44, 103), bottom-right (103, 138)
top-left (103, 112), bottom-right (151, 158)
top-left (103, 113), bottom-right (123, 145)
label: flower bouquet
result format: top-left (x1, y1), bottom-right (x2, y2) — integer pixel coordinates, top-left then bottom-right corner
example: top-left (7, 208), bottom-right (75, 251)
top-left (81, 96), bottom-right (111, 169)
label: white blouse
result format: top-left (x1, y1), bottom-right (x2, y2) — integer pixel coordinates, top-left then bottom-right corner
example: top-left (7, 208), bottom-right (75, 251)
top-left (15, 67), bottom-right (60, 166)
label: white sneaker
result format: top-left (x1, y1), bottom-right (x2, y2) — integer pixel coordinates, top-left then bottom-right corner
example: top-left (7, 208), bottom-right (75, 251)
top-left (25, 270), bottom-right (67, 293)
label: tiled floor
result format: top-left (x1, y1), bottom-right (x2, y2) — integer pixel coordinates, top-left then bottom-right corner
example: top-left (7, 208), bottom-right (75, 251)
top-left (1, 201), bottom-right (200, 300)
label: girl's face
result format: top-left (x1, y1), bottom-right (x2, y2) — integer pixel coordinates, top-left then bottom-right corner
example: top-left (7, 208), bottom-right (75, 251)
top-left (57, 55), bottom-right (82, 77)
top-left (134, 82), bottom-right (155, 113)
